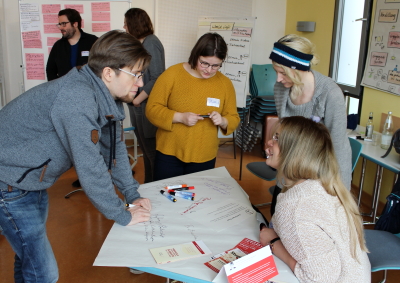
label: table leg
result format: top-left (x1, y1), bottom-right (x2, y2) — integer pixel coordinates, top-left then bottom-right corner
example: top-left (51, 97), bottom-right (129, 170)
top-left (363, 165), bottom-right (383, 225)
top-left (371, 166), bottom-right (384, 224)
top-left (357, 158), bottom-right (367, 207)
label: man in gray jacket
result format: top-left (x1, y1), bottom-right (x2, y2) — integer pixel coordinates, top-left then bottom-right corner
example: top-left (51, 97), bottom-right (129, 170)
top-left (0, 30), bottom-right (152, 282)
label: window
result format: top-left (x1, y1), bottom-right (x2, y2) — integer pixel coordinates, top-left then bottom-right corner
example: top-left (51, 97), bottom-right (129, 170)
top-left (329, 0), bottom-right (373, 116)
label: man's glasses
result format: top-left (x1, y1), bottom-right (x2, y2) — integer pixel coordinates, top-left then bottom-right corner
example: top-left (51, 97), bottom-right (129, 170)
top-left (199, 60), bottom-right (222, 70)
top-left (118, 68), bottom-right (144, 81)
top-left (56, 22), bottom-right (70, 28)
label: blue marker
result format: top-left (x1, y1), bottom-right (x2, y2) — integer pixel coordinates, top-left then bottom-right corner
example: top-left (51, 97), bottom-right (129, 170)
top-left (170, 192), bottom-right (194, 200)
top-left (174, 194), bottom-right (195, 201)
top-left (168, 190), bottom-right (195, 197)
top-left (160, 190), bottom-right (177, 202)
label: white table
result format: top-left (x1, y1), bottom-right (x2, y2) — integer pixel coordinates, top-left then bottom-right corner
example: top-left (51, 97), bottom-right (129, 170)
top-left (349, 128), bottom-right (399, 224)
top-left (94, 167), bottom-right (298, 283)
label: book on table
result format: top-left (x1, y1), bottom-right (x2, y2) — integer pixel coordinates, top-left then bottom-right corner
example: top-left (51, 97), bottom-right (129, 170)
top-left (149, 240), bottom-right (211, 264)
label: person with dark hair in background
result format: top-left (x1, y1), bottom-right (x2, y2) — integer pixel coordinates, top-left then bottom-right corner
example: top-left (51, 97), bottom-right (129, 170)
top-left (146, 33), bottom-right (240, 180)
top-left (124, 8), bottom-right (165, 183)
top-left (46, 8), bottom-right (98, 81)
top-left (0, 30), bottom-right (152, 282)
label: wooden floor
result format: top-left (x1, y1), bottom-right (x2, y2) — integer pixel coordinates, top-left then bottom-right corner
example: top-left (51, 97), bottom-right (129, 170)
top-left (0, 142), bottom-right (398, 283)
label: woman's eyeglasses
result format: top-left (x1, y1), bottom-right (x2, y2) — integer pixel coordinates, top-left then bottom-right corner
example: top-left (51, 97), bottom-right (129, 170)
top-left (272, 134), bottom-right (279, 142)
top-left (199, 60), bottom-right (222, 70)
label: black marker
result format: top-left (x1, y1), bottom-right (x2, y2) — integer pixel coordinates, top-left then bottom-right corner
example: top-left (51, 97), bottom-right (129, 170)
top-left (200, 115), bottom-right (210, 118)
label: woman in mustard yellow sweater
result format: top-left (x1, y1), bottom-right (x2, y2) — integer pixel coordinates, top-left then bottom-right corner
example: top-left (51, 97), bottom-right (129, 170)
top-left (146, 33), bottom-right (240, 180)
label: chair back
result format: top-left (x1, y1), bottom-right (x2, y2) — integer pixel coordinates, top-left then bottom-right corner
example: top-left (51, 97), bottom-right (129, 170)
top-left (348, 137), bottom-right (362, 172)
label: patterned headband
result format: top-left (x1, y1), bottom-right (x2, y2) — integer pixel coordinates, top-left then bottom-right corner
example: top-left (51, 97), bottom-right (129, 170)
top-left (269, 42), bottom-right (313, 71)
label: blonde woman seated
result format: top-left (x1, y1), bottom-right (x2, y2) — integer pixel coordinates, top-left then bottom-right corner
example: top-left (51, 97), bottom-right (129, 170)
top-left (260, 116), bottom-right (370, 283)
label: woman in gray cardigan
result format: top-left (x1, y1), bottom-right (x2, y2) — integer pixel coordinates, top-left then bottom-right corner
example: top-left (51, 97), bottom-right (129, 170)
top-left (124, 8), bottom-right (166, 183)
top-left (268, 34), bottom-right (352, 215)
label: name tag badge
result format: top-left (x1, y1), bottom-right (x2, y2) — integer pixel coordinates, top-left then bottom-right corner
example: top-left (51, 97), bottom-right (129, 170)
top-left (81, 51), bottom-right (90, 57)
top-left (207, 97), bottom-right (220, 107)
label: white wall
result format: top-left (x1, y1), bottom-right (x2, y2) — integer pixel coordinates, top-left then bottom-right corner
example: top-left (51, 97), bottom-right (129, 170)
top-left (0, 0), bottom-right (286, 104)
top-left (251, 0), bottom-right (286, 65)
top-left (1, 0), bottom-right (24, 103)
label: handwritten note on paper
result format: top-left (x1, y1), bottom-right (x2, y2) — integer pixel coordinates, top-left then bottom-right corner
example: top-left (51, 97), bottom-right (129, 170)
top-left (44, 24), bottom-right (60, 34)
top-left (186, 199), bottom-right (255, 232)
top-left (47, 37), bottom-right (59, 46)
top-left (20, 12), bottom-right (40, 22)
top-left (23, 40), bottom-right (42, 49)
top-left (42, 4), bottom-right (61, 14)
top-left (378, 9), bottom-right (399, 23)
top-left (370, 52), bottom-right (388, 66)
top-left (92, 22), bottom-right (110, 32)
top-left (25, 53), bottom-right (45, 80)
top-left (388, 31), bottom-right (400, 48)
top-left (20, 3), bottom-right (39, 13)
top-left (65, 4), bottom-right (84, 14)
top-left (43, 14), bottom-right (58, 24)
top-left (232, 27), bottom-right (252, 37)
top-left (21, 21), bottom-right (41, 32)
top-left (210, 22), bottom-right (234, 31)
top-left (22, 30), bottom-right (41, 40)
top-left (92, 11), bottom-right (110, 22)
top-left (91, 2), bottom-right (110, 12)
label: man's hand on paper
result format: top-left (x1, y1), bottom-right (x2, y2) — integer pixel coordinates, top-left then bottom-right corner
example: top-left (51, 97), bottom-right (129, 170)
top-left (127, 205), bottom-right (151, 225)
top-left (132, 197), bottom-right (152, 211)
top-left (259, 227), bottom-right (278, 246)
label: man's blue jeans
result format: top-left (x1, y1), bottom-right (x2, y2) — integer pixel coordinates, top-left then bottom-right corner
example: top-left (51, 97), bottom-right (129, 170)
top-left (0, 182), bottom-right (58, 283)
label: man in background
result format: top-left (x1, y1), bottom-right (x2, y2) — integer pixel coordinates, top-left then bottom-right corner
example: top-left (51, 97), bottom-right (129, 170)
top-left (46, 8), bottom-right (98, 81)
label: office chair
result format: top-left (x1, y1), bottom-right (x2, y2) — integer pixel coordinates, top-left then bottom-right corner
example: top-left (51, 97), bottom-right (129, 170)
top-left (364, 229), bottom-right (400, 283)
top-left (246, 114), bottom-right (278, 207)
top-left (64, 127), bottom-right (141, 198)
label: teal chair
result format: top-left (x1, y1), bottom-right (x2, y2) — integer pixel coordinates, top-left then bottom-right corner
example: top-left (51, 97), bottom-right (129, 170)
top-left (365, 230), bottom-right (400, 283)
top-left (348, 137), bottom-right (363, 172)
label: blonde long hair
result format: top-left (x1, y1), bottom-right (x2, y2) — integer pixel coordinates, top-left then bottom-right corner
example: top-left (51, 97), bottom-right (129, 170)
top-left (276, 116), bottom-right (368, 258)
top-left (272, 34), bottom-right (319, 99)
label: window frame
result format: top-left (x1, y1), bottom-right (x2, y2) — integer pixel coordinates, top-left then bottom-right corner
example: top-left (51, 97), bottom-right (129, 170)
top-left (329, 0), bottom-right (373, 104)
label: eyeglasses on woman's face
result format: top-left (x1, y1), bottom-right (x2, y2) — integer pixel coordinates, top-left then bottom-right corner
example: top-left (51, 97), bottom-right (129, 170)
top-left (56, 22), bottom-right (70, 28)
top-left (199, 59), bottom-right (222, 70)
top-left (272, 133), bottom-right (279, 142)
top-left (118, 68), bottom-right (144, 81)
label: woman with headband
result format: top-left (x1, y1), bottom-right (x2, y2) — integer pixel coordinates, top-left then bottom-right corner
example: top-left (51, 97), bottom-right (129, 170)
top-left (146, 33), bottom-right (239, 180)
top-left (268, 34), bottom-right (352, 215)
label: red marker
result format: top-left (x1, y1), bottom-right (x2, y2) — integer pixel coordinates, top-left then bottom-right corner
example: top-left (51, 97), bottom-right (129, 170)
top-left (165, 184), bottom-right (188, 190)
top-left (169, 186), bottom-right (195, 191)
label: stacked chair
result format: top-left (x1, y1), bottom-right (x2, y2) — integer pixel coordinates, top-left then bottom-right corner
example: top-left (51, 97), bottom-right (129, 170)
top-left (236, 64), bottom-right (278, 180)
top-left (249, 63), bottom-right (277, 122)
